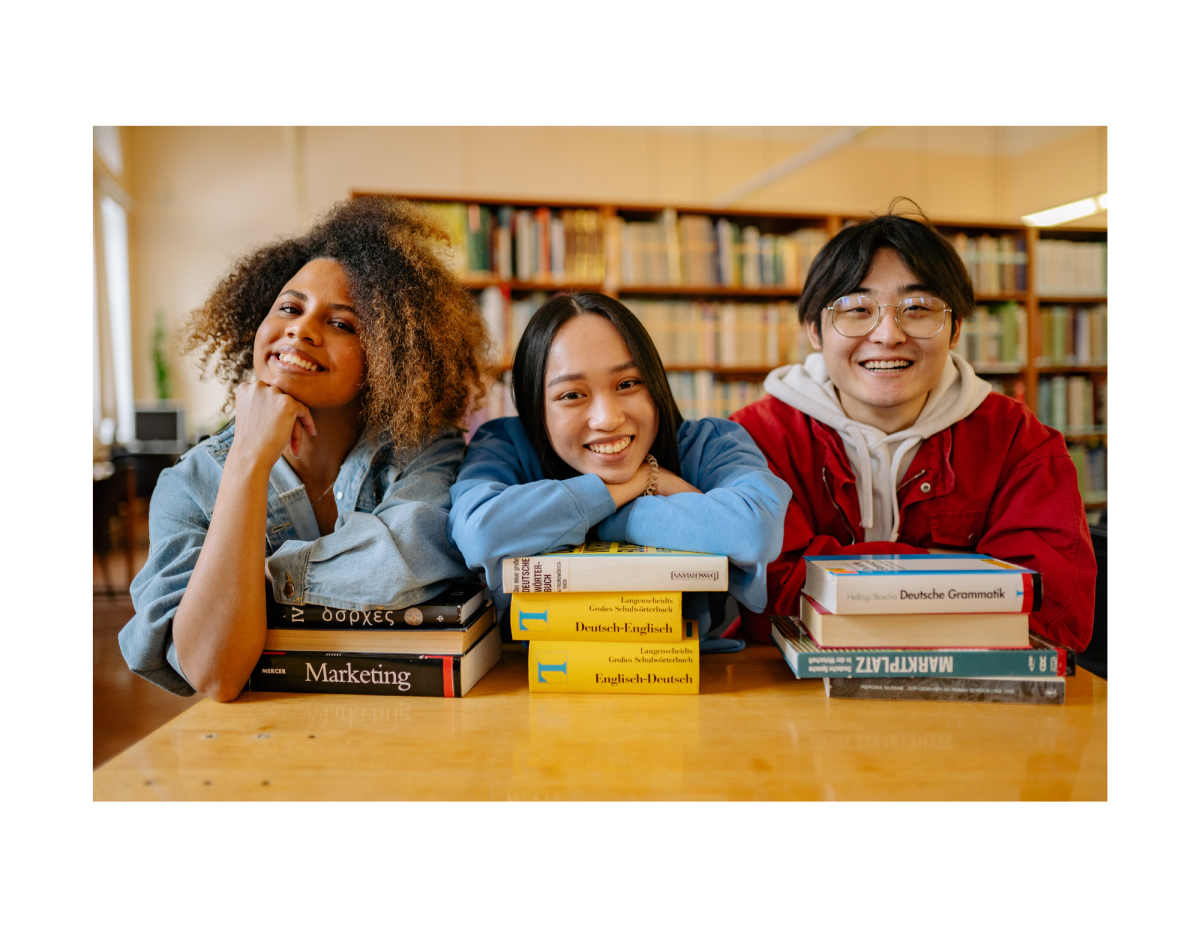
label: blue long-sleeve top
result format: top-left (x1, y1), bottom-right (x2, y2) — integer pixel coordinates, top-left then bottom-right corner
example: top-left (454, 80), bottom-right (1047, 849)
top-left (448, 416), bottom-right (791, 653)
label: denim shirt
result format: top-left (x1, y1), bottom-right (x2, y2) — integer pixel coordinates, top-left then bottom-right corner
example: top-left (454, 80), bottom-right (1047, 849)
top-left (448, 416), bottom-right (791, 653)
top-left (120, 422), bottom-right (476, 696)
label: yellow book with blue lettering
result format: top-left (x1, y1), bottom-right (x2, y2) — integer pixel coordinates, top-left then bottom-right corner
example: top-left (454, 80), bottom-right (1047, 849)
top-left (528, 619), bottom-right (700, 694)
top-left (511, 591), bottom-right (683, 641)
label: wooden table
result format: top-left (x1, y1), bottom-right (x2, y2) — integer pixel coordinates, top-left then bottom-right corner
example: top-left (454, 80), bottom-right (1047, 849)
top-left (93, 642), bottom-right (1106, 800)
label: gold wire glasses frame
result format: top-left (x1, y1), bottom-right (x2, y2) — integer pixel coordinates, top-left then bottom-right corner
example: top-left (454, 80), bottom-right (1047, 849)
top-left (824, 295), bottom-right (953, 339)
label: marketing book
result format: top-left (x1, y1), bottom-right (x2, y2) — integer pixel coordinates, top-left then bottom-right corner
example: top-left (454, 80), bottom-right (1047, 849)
top-left (797, 593), bottom-right (1029, 648)
top-left (822, 675), bottom-right (1065, 705)
top-left (803, 554), bottom-right (1040, 615)
top-left (245, 625), bottom-right (502, 697)
top-left (510, 591), bottom-right (683, 641)
top-left (264, 605), bottom-right (495, 656)
top-left (503, 542), bottom-right (727, 594)
top-left (771, 615), bottom-right (1073, 679)
top-left (527, 619), bottom-right (700, 694)
top-left (267, 581), bottom-right (486, 629)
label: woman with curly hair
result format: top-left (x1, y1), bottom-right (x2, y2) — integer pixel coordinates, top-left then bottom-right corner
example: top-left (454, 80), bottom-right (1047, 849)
top-left (120, 196), bottom-right (491, 701)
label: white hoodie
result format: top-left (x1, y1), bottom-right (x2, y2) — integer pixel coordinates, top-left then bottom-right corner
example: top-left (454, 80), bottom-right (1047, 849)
top-left (763, 352), bottom-right (992, 542)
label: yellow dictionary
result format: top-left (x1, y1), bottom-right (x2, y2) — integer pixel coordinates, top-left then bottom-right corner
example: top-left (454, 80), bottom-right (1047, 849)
top-left (528, 620), bottom-right (700, 694)
top-left (511, 591), bottom-right (682, 641)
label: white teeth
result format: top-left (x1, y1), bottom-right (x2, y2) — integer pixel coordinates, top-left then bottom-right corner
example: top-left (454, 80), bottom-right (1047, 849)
top-left (278, 353), bottom-right (318, 371)
top-left (587, 436), bottom-right (631, 455)
top-left (863, 359), bottom-right (912, 370)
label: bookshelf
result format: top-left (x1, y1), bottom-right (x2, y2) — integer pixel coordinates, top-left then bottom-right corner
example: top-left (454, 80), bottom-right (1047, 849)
top-left (354, 192), bottom-right (1106, 507)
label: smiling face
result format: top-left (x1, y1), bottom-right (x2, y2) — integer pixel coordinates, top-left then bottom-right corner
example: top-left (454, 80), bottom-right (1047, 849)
top-left (542, 313), bottom-right (659, 484)
top-left (252, 258), bottom-right (367, 411)
top-left (808, 247), bottom-right (960, 433)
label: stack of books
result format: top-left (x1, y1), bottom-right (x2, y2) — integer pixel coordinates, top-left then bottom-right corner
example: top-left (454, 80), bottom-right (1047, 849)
top-left (502, 543), bottom-right (729, 694)
top-left (244, 581), bottom-right (502, 697)
top-left (771, 555), bottom-right (1074, 705)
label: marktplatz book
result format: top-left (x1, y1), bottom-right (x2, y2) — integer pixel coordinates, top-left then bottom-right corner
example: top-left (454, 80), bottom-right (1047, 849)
top-left (803, 554), bottom-right (1041, 615)
top-left (503, 542), bottom-right (727, 594)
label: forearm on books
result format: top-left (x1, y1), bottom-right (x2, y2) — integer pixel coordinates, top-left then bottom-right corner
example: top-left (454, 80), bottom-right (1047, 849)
top-left (173, 451), bottom-right (272, 702)
top-left (449, 476), bottom-right (616, 582)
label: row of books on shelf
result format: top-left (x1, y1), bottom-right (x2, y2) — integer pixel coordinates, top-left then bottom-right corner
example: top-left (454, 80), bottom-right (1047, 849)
top-left (428, 202), bottom-right (607, 284)
top-left (616, 212), bottom-right (828, 289)
top-left (1035, 239), bottom-right (1107, 296)
top-left (1038, 374), bottom-right (1107, 432)
top-left (666, 372), bottom-right (767, 420)
top-left (625, 299), bottom-right (810, 368)
top-left (772, 555), bottom-right (1072, 704)
top-left (424, 200), bottom-right (831, 290)
top-left (1037, 304), bottom-right (1107, 366)
top-left (946, 233), bottom-right (1028, 295)
top-left (953, 301), bottom-right (1026, 368)
top-left (477, 287), bottom-right (812, 370)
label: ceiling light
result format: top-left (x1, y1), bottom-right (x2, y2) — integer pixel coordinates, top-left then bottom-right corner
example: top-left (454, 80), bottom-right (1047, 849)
top-left (1021, 193), bottom-right (1108, 227)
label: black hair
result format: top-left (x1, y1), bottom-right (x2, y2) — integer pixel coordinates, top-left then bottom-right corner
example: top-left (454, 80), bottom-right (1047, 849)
top-left (511, 292), bottom-right (683, 481)
top-left (798, 198), bottom-right (975, 345)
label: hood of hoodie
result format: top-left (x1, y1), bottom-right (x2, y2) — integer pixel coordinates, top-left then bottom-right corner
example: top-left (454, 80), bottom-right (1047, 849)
top-left (764, 352), bottom-right (992, 542)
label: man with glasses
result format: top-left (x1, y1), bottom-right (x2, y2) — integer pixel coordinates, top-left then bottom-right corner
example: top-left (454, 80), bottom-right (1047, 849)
top-left (731, 207), bottom-right (1096, 653)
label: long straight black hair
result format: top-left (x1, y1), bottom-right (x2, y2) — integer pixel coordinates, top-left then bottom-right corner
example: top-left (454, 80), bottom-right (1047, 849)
top-left (512, 292), bottom-right (683, 481)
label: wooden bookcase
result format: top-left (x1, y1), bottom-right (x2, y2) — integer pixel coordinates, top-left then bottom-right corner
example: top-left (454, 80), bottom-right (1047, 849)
top-left (354, 191), bottom-right (1106, 506)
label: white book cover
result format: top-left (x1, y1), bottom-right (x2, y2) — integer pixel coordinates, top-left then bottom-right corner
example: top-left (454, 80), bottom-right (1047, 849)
top-left (503, 543), bottom-right (728, 593)
top-left (803, 554), bottom-right (1038, 616)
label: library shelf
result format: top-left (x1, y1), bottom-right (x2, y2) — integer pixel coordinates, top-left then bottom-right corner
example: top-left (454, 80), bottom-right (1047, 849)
top-left (359, 191), bottom-right (1106, 497)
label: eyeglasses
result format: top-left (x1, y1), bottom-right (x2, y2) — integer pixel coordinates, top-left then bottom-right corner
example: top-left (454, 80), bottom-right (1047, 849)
top-left (824, 295), bottom-right (953, 339)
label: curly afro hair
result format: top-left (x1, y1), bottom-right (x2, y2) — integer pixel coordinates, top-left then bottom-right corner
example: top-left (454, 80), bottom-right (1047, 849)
top-left (183, 196), bottom-right (493, 450)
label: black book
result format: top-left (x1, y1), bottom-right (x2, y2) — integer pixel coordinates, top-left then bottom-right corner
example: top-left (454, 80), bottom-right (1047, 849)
top-left (823, 675), bottom-right (1065, 705)
top-left (246, 624), bottom-right (502, 697)
top-left (264, 604), bottom-right (494, 656)
top-left (267, 581), bottom-right (487, 630)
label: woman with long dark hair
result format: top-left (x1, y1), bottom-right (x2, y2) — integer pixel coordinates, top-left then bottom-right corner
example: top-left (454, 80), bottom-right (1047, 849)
top-left (449, 292), bottom-right (790, 652)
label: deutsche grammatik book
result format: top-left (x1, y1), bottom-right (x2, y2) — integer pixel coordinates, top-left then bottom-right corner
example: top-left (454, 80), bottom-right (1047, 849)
top-left (245, 625), bottom-right (501, 698)
top-left (771, 615), bottom-right (1074, 679)
top-left (798, 593), bottom-right (1029, 648)
top-left (803, 554), bottom-right (1040, 616)
top-left (502, 542), bottom-right (727, 594)
top-left (264, 605), bottom-right (495, 656)
top-left (510, 591), bottom-right (682, 641)
top-left (267, 581), bottom-right (486, 629)
top-left (528, 619), bottom-right (700, 694)
top-left (822, 675), bottom-right (1065, 705)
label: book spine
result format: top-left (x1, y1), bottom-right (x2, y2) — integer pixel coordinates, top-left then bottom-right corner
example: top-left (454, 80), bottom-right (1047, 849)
top-left (511, 591), bottom-right (683, 641)
top-left (502, 554), bottom-right (727, 593)
top-left (826, 570), bottom-right (1036, 615)
top-left (246, 651), bottom-right (464, 697)
top-left (267, 601), bottom-right (470, 630)
top-left (528, 621), bottom-right (699, 693)
top-left (824, 676), bottom-right (1065, 705)
top-left (783, 645), bottom-right (1066, 678)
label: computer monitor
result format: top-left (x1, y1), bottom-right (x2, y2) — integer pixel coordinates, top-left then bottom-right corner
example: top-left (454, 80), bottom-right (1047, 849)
top-left (128, 406), bottom-right (188, 454)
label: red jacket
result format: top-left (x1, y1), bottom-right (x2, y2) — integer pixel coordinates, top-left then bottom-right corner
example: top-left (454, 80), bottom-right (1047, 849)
top-left (730, 392), bottom-right (1096, 652)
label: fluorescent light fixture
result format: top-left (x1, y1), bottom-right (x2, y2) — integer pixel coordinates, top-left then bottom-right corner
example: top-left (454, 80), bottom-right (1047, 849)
top-left (1021, 193), bottom-right (1108, 227)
